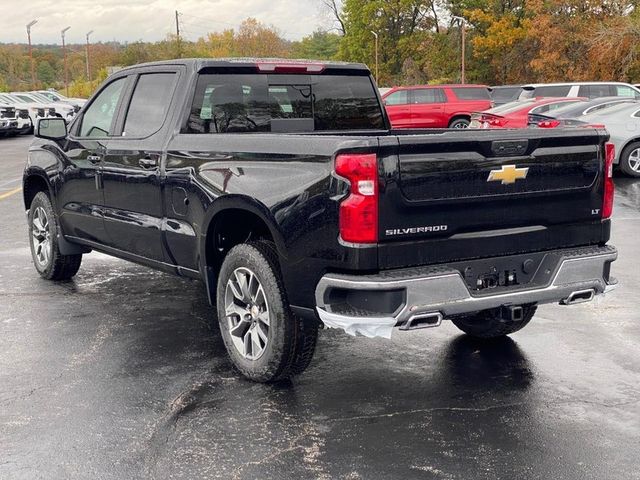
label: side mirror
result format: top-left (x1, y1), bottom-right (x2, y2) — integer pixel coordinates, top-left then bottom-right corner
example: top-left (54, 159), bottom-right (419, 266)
top-left (36, 117), bottom-right (67, 140)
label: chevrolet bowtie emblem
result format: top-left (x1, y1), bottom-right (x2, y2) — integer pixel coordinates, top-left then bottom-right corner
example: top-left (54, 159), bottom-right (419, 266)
top-left (487, 165), bottom-right (529, 185)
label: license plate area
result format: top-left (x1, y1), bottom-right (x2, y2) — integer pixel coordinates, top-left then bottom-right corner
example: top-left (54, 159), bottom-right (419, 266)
top-left (449, 251), bottom-right (551, 293)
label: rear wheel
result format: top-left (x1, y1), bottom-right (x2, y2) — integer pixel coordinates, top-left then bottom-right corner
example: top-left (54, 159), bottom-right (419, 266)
top-left (451, 304), bottom-right (537, 338)
top-left (449, 117), bottom-right (470, 129)
top-left (216, 241), bottom-right (318, 382)
top-left (28, 191), bottom-right (82, 280)
top-left (619, 142), bottom-right (640, 177)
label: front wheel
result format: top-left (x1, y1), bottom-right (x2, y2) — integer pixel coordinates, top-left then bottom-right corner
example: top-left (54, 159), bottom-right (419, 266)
top-left (28, 191), bottom-right (82, 280)
top-left (451, 304), bottom-right (537, 338)
top-left (216, 241), bottom-right (318, 382)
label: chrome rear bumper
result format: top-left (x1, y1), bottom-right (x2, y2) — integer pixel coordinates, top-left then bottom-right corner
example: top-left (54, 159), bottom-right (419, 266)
top-left (315, 246), bottom-right (617, 338)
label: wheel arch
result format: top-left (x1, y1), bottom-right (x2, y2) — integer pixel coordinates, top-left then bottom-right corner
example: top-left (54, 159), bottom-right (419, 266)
top-left (618, 137), bottom-right (640, 162)
top-left (448, 114), bottom-right (471, 127)
top-left (200, 196), bottom-right (287, 304)
top-left (23, 169), bottom-right (54, 211)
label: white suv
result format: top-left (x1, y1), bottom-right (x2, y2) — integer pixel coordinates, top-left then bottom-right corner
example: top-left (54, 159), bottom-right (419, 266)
top-left (519, 82), bottom-right (640, 100)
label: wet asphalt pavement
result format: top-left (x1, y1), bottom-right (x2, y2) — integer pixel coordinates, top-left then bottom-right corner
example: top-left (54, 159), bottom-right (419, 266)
top-left (0, 135), bottom-right (639, 479)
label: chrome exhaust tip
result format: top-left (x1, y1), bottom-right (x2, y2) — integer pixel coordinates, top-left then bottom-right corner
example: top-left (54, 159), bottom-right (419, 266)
top-left (399, 312), bottom-right (443, 330)
top-left (561, 289), bottom-right (595, 306)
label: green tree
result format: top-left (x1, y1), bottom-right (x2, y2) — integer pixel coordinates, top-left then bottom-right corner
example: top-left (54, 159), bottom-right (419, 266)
top-left (36, 61), bottom-right (56, 86)
top-left (337, 0), bottom-right (439, 84)
top-left (291, 31), bottom-right (341, 59)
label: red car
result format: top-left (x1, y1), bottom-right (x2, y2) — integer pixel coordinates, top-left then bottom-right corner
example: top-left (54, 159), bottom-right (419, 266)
top-left (382, 85), bottom-right (492, 129)
top-left (470, 97), bottom-right (586, 129)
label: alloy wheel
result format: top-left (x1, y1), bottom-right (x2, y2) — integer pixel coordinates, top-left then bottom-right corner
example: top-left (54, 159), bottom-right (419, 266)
top-left (224, 267), bottom-right (270, 360)
top-left (31, 206), bottom-right (52, 269)
top-left (628, 148), bottom-right (640, 173)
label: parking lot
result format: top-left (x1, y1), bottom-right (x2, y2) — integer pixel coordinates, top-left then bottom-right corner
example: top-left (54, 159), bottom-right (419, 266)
top-left (0, 134), bottom-right (639, 479)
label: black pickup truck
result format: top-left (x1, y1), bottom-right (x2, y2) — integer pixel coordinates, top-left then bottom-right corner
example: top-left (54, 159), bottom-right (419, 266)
top-left (24, 58), bottom-right (617, 382)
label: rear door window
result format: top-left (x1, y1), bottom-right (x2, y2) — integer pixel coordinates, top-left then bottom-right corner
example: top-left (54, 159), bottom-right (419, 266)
top-left (122, 73), bottom-right (177, 137)
top-left (412, 88), bottom-right (445, 104)
top-left (451, 87), bottom-right (490, 100)
top-left (186, 73), bottom-right (385, 133)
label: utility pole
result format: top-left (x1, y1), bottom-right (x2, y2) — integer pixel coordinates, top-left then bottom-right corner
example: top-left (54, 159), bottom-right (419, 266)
top-left (61, 26), bottom-right (71, 96)
top-left (370, 31), bottom-right (379, 85)
top-left (452, 16), bottom-right (466, 84)
top-left (175, 10), bottom-right (182, 58)
top-left (85, 30), bottom-right (94, 81)
top-left (26, 19), bottom-right (38, 90)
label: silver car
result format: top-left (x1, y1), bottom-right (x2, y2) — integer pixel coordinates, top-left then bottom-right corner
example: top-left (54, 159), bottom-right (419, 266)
top-left (579, 102), bottom-right (640, 177)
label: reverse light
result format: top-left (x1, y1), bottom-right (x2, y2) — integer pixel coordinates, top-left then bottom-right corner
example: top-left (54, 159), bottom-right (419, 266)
top-left (603, 142), bottom-right (615, 219)
top-left (335, 153), bottom-right (378, 244)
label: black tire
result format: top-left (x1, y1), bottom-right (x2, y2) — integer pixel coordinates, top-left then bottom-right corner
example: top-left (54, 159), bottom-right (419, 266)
top-left (449, 117), bottom-right (470, 129)
top-left (451, 304), bottom-right (537, 339)
top-left (28, 191), bottom-right (82, 280)
top-left (618, 141), bottom-right (640, 177)
top-left (216, 241), bottom-right (318, 382)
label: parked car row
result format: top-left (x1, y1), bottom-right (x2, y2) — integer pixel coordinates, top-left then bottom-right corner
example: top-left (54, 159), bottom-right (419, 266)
top-left (469, 94), bottom-right (640, 176)
top-left (380, 80), bottom-right (640, 177)
top-left (0, 90), bottom-right (85, 137)
top-left (381, 81), bottom-right (640, 130)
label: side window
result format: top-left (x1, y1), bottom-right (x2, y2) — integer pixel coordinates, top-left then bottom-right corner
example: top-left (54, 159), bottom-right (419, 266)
top-left (615, 85), bottom-right (639, 98)
top-left (546, 102), bottom-right (570, 112)
top-left (579, 85), bottom-right (614, 98)
top-left (534, 86), bottom-right (571, 97)
top-left (451, 87), bottom-right (491, 100)
top-left (384, 90), bottom-right (408, 105)
top-left (412, 89), bottom-right (444, 104)
top-left (123, 73), bottom-right (176, 137)
top-left (530, 104), bottom-right (551, 114)
top-left (79, 77), bottom-right (126, 137)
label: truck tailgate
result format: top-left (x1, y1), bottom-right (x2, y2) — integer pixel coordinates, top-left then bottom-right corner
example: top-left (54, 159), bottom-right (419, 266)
top-left (378, 128), bottom-right (610, 269)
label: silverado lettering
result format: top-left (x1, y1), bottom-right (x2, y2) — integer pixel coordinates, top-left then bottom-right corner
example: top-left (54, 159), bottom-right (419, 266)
top-left (386, 226), bottom-right (449, 236)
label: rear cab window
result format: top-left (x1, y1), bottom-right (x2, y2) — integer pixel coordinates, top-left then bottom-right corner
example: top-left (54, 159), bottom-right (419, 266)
top-left (185, 70), bottom-right (385, 133)
top-left (451, 87), bottom-right (490, 100)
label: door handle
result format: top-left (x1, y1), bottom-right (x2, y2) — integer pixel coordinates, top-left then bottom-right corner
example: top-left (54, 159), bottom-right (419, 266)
top-left (87, 154), bottom-right (102, 164)
top-left (139, 157), bottom-right (158, 169)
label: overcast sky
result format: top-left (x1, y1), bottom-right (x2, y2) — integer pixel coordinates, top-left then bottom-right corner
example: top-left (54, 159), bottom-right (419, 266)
top-left (0, 0), bottom-right (330, 44)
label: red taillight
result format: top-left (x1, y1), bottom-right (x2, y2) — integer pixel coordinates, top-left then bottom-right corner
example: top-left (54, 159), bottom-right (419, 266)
top-left (538, 120), bottom-right (561, 128)
top-left (335, 153), bottom-right (378, 244)
top-left (603, 142), bottom-right (615, 219)
top-left (480, 114), bottom-right (504, 128)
